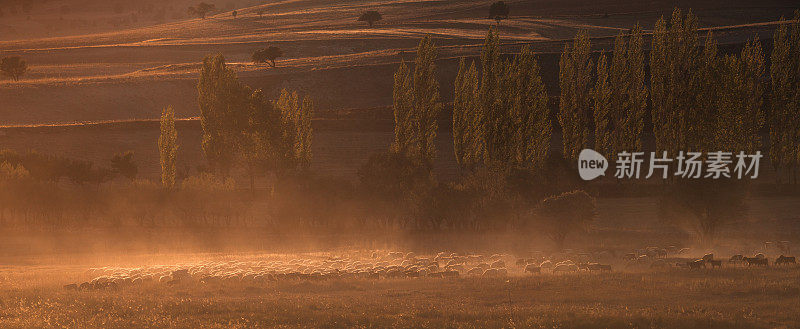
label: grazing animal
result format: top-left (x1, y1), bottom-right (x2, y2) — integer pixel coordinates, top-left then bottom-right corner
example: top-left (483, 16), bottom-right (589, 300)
top-left (743, 257), bottom-right (769, 267)
top-left (728, 254), bottom-right (744, 264)
top-left (552, 264), bottom-right (579, 273)
top-left (775, 255), bottom-right (796, 266)
top-left (587, 263), bottom-right (612, 272)
top-left (707, 260), bottom-right (722, 268)
top-left (687, 259), bottom-right (706, 270)
top-left (490, 260), bottom-right (505, 269)
top-left (702, 253), bottom-right (714, 262)
top-left (524, 264), bottom-right (541, 274)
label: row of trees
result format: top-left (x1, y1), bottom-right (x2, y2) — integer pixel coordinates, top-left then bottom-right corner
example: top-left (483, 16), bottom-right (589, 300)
top-left (382, 8), bottom-right (800, 244)
top-left (158, 54), bottom-right (313, 191)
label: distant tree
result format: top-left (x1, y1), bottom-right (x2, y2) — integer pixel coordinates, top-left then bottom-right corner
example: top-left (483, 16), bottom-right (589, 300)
top-left (188, 2), bottom-right (215, 19)
top-left (1, 56), bottom-right (27, 81)
top-left (358, 10), bottom-right (382, 28)
top-left (536, 190), bottom-right (597, 251)
top-left (558, 30), bottom-right (593, 161)
top-left (251, 46), bottom-right (283, 68)
top-left (110, 151), bottom-right (138, 181)
top-left (159, 106), bottom-right (178, 189)
top-left (489, 1), bottom-right (509, 25)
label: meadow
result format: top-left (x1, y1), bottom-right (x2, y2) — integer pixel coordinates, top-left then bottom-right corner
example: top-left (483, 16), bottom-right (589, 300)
top-left (1, 252), bottom-right (798, 329)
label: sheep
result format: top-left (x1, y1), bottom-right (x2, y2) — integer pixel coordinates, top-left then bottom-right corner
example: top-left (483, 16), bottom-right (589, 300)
top-left (552, 264), bottom-right (579, 273)
top-left (650, 259), bottom-right (668, 269)
top-left (743, 257), bottom-right (768, 267)
top-left (524, 264), bottom-right (541, 274)
top-left (467, 267), bottom-right (484, 276)
top-left (539, 260), bottom-right (553, 269)
top-left (482, 268), bottom-right (505, 277)
top-left (687, 259), bottom-right (705, 270)
top-left (775, 255), bottom-right (796, 266)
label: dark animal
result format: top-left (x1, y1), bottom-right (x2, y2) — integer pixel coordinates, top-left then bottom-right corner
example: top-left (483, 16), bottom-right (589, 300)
top-left (775, 255), bottom-right (796, 266)
top-left (743, 257), bottom-right (769, 267)
top-left (708, 260), bottom-right (722, 268)
top-left (687, 259), bottom-right (706, 270)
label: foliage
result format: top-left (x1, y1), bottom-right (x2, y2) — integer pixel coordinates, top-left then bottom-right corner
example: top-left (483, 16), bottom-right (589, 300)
top-left (197, 54), bottom-right (250, 175)
top-left (769, 11), bottom-right (800, 184)
top-left (110, 151), bottom-right (138, 181)
top-left (536, 190), bottom-right (597, 250)
top-left (358, 10), bottom-right (382, 27)
top-left (489, 1), bottom-right (509, 24)
top-left (558, 30), bottom-right (593, 162)
top-left (159, 106), bottom-right (178, 189)
top-left (252, 46), bottom-right (283, 68)
top-left (391, 36), bottom-right (442, 166)
top-left (0, 56), bottom-right (27, 81)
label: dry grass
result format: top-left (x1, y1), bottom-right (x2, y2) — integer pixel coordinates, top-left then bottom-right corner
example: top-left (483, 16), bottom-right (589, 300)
top-left (1, 261), bottom-right (798, 328)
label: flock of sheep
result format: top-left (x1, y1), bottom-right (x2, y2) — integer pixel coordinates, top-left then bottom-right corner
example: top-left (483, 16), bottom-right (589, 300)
top-left (63, 243), bottom-right (797, 292)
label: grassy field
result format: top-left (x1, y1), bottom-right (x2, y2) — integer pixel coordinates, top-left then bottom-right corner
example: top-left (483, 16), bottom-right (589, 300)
top-left (1, 257), bottom-right (798, 328)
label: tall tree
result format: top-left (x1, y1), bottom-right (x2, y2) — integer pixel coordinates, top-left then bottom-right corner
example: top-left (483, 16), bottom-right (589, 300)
top-left (392, 61), bottom-right (415, 155)
top-left (558, 30), bottom-right (593, 161)
top-left (593, 52), bottom-right (613, 159)
top-left (410, 35), bottom-right (442, 165)
top-left (453, 59), bottom-right (483, 171)
top-left (391, 36), bottom-right (442, 165)
top-left (197, 54), bottom-right (250, 175)
top-left (159, 106), bottom-right (178, 189)
top-left (650, 8), bottom-right (700, 154)
top-left (509, 46), bottom-right (551, 170)
top-left (769, 11), bottom-right (800, 184)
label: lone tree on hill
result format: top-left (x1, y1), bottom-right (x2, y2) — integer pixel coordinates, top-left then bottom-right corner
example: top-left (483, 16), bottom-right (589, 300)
top-left (188, 2), bottom-right (215, 19)
top-left (252, 46), bottom-right (283, 68)
top-left (489, 1), bottom-right (509, 25)
top-left (1, 56), bottom-right (27, 81)
top-left (358, 10), bottom-right (382, 28)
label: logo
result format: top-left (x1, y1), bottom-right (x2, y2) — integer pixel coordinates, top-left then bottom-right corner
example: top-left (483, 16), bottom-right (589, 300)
top-left (578, 149), bottom-right (608, 181)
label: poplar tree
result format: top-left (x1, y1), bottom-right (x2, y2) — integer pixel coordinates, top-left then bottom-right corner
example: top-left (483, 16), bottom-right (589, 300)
top-left (593, 52), bottom-right (612, 159)
top-left (453, 59), bottom-right (483, 171)
top-left (650, 9), bottom-right (700, 154)
top-left (391, 36), bottom-right (442, 165)
top-left (769, 11), bottom-right (800, 184)
top-left (411, 35), bottom-right (442, 164)
top-left (511, 46), bottom-right (551, 170)
top-left (197, 54), bottom-right (250, 175)
top-left (558, 30), bottom-right (593, 161)
top-left (159, 105), bottom-right (178, 189)
top-left (392, 61), bottom-right (414, 155)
